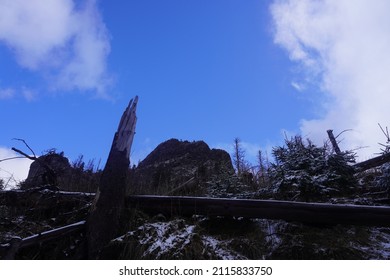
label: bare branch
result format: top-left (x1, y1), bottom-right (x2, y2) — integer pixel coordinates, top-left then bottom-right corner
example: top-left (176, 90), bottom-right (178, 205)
top-left (12, 138), bottom-right (36, 158)
top-left (11, 147), bottom-right (57, 185)
top-left (335, 129), bottom-right (353, 139)
top-left (11, 147), bottom-right (37, 161)
top-left (0, 156), bottom-right (26, 163)
top-left (378, 123), bottom-right (388, 138)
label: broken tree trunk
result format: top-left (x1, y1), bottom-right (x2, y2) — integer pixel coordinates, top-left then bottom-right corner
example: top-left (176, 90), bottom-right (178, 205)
top-left (86, 96), bottom-right (138, 259)
top-left (327, 129), bottom-right (341, 155)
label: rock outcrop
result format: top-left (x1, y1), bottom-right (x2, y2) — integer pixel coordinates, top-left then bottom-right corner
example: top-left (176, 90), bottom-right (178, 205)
top-left (129, 139), bottom-right (234, 195)
top-left (23, 152), bottom-right (71, 189)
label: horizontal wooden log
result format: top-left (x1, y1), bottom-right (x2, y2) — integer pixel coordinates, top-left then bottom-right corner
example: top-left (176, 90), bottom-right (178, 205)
top-left (2, 190), bottom-right (390, 227)
top-left (127, 195), bottom-right (390, 227)
top-left (1, 221), bottom-right (86, 259)
top-left (0, 189), bottom-right (94, 208)
top-left (19, 220), bottom-right (86, 248)
top-left (354, 152), bottom-right (390, 172)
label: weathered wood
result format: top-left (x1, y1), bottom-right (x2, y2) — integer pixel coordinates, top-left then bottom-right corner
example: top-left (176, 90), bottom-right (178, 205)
top-left (86, 96), bottom-right (138, 259)
top-left (127, 195), bottom-right (390, 227)
top-left (1, 221), bottom-right (86, 260)
top-left (354, 152), bottom-right (390, 172)
top-left (0, 189), bottom-right (94, 210)
top-left (2, 189), bottom-right (390, 227)
top-left (327, 129), bottom-right (341, 155)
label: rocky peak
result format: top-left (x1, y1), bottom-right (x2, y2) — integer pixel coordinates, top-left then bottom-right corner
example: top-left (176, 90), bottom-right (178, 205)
top-left (23, 152), bottom-right (71, 189)
top-left (130, 139), bottom-right (234, 195)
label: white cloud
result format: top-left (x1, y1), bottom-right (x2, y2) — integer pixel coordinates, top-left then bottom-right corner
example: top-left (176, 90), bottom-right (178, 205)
top-left (291, 81), bottom-right (305, 92)
top-left (0, 147), bottom-right (31, 188)
top-left (21, 87), bottom-right (36, 102)
top-left (0, 87), bottom-right (15, 99)
top-left (271, 0), bottom-right (390, 159)
top-left (0, 0), bottom-right (111, 97)
top-left (0, 86), bottom-right (37, 101)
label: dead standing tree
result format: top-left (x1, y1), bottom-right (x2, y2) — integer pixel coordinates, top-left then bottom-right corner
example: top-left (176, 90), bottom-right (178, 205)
top-left (232, 137), bottom-right (246, 176)
top-left (86, 96), bottom-right (138, 259)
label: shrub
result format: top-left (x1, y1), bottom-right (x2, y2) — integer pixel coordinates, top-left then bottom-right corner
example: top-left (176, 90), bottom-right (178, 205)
top-left (375, 163), bottom-right (390, 195)
top-left (269, 136), bottom-right (356, 201)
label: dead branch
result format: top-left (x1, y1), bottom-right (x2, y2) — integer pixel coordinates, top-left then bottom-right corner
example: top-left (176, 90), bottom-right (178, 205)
top-left (335, 129), bottom-right (353, 139)
top-left (12, 138), bottom-right (36, 157)
top-left (11, 147), bottom-right (57, 186)
top-left (0, 156), bottom-right (25, 163)
top-left (377, 123), bottom-right (390, 154)
top-left (11, 147), bottom-right (36, 161)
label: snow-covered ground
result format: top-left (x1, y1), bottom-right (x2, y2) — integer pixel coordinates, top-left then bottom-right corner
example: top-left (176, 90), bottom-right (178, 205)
top-left (112, 219), bottom-right (247, 259)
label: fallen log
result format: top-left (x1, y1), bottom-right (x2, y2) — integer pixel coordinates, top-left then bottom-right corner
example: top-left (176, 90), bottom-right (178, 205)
top-left (127, 195), bottom-right (390, 227)
top-left (354, 153), bottom-right (390, 172)
top-left (1, 221), bottom-right (86, 260)
top-left (2, 189), bottom-right (390, 227)
top-left (0, 189), bottom-right (94, 213)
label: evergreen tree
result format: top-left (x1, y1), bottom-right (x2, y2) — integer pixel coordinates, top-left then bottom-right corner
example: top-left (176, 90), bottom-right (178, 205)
top-left (269, 136), bottom-right (356, 201)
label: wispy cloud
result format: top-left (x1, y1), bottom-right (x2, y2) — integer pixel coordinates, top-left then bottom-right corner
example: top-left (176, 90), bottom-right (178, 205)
top-left (0, 87), bottom-right (15, 99)
top-left (21, 87), bottom-right (36, 102)
top-left (0, 86), bottom-right (37, 101)
top-left (0, 0), bottom-right (111, 97)
top-left (291, 81), bottom-right (305, 92)
top-left (271, 0), bottom-right (390, 158)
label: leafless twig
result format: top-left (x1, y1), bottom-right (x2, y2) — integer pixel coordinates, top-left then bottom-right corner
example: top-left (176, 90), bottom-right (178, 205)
top-left (0, 156), bottom-right (25, 163)
top-left (12, 138), bottom-right (36, 158)
top-left (378, 123), bottom-right (390, 154)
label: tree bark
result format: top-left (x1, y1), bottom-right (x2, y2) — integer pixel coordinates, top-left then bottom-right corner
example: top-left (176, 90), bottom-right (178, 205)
top-left (327, 129), bottom-right (341, 155)
top-left (354, 152), bottom-right (390, 172)
top-left (1, 221), bottom-right (86, 260)
top-left (127, 195), bottom-right (390, 227)
top-left (86, 96), bottom-right (138, 259)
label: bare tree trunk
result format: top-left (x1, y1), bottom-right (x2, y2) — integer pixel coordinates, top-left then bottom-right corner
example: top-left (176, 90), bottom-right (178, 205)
top-left (86, 96), bottom-right (138, 259)
top-left (233, 137), bottom-right (245, 175)
top-left (327, 129), bottom-right (341, 155)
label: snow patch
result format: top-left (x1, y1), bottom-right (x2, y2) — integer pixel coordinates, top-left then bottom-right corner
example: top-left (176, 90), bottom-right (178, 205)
top-left (114, 219), bottom-right (247, 259)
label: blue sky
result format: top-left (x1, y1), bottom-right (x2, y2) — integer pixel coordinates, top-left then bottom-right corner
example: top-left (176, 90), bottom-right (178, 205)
top-left (2, 0), bottom-right (390, 185)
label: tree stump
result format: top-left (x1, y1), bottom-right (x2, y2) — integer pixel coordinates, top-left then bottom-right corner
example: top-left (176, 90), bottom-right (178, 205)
top-left (86, 96), bottom-right (138, 259)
